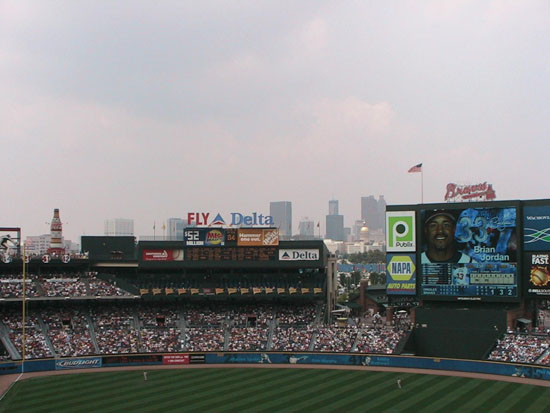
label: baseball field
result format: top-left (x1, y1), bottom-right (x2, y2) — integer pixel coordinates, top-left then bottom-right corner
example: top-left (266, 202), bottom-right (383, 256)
top-left (1, 367), bottom-right (550, 412)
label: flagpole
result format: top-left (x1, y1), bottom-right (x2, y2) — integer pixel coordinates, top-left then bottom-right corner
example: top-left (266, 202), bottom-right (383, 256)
top-left (421, 169), bottom-right (424, 204)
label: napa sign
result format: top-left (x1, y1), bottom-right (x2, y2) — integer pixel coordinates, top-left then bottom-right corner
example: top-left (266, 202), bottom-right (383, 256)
top-left (187, 212), bottom-right (274, 227)
top-left (386, 254), bottom-right (416, 295)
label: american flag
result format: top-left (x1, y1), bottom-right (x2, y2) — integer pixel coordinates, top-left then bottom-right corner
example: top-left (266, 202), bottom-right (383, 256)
top-left (408, 163), bottom-right (422, 173)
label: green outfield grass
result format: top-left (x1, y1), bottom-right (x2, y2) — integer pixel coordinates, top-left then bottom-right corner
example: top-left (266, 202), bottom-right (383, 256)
top-left (1, 368), bottom-right (550, 412)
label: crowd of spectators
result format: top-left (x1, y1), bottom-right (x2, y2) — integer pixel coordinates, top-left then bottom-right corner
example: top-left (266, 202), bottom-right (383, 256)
top-left (0, 272), bottom-right (133, 299)
top-left (0, 302), bottom-right (405, 359)
top-left (488, 332), bottom-right (550, 364)
top-left (314, 325), bottom-right (359, 352)
top-left (354, 326), bottom-right (406, 354)
top-left (271, 326), bottom-right (314, 351)
top-left (41, 307), bottom-right (95, 357)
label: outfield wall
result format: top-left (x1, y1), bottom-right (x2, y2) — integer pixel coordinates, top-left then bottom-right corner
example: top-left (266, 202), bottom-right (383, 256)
top-left (1, 353), bottom-right (550, 381)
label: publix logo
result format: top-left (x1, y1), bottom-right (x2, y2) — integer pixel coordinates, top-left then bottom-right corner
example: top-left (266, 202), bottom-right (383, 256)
top-left (187, 212), bottom-right (274, 226)
top-left (386, 211), bottom-right (416, 252)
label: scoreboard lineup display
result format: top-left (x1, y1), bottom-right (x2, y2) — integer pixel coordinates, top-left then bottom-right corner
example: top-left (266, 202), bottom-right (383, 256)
top-left (421, 262), bottom-right (517, 298)
top-left (419, 205), bottom-right (518, 300)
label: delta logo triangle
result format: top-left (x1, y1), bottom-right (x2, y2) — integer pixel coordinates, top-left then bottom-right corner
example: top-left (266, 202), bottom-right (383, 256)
top-left (281, 251), bottom-right (291, 260)
top-left (210, 213), bottom-right (226, 226)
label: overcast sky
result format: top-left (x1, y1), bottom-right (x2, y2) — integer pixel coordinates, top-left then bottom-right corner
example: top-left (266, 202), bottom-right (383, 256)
top-left (2, 1), bottom-right (549, 242)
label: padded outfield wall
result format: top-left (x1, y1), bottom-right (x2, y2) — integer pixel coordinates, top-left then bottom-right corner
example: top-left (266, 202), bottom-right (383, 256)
top-left (2, 353), bottom-right (550, 381)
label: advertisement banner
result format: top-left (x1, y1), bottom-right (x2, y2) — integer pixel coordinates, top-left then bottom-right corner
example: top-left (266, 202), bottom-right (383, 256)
top-left (237, 228), bottom-right (279, 246)
top-left (163, 354), bottom-right (190, 365)
top-left (386, 211), bottom-right (416, 252)
top-left (55, 357), bottom-right (102, 370)
top-left (526, 252), bottom-right (550, 296)
top-left (279, 249), bottom-right (320, 261)
top-left (524, 206), bottom-right (550, 251)
top-left (420, 206), bottom-right (517, 299)
top-left (184, 228), bottom-right (225, 246)
top-left (386, 254), bottom-right (416, 295)
top-left (142, 249), bottom-right (184, 262)
top-left (102, 355), bottom-right (162, 366)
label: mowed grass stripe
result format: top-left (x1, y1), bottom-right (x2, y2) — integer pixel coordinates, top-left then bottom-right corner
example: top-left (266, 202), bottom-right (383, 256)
top-left (149, 367), bottom-right (295, 412)
top-left (56, 370), bottom-right (196, 412)
top-left (291, 371), bottom-right (411, 412)
top-left (273, 370), bottom-right (393, 412)
top-left (456, 379), bottom-right (504, 411)
top-left (251, 370), bottom-right (376, 412)
top-left (523, 384), bottom-right (550, 413)
top-left (356, 374), bottom-right (442, 412)
top-left (3, 368), bottom-right (550, 413)
top-left (125, 368), bottom-right (298, 412)
top-left (331, 372), bottom-right (431, 412)
top-left (85, 368), bottom-right (270, 412)
top-left (482, 382), bottom-right (530, 413)
top-left (220, 369), bottom-right (363, 412)
top-left (10, 371), bottom-right (169, 411)
top-left (146, 368), bottom-right (305, 412)
top-left (8, 368), bottom-right (234, 412)
top-left (434, 375), bottom-right (498, 412)
top-left (389, 375), bottom-right (466, 412)
top-left (96, 368), bottom-right (254, 410)
top-left (505, 384), bottom-right (548, 413)
top-left (192, 368), bottom-right (342, 412)
top-left (13, 370), bottom-right (155, 408)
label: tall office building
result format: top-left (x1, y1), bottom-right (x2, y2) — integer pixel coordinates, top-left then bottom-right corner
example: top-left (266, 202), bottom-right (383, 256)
top-left (377, 195), bottom-right (387, 229)
top-left (104, 218), bottom-right (134, 236)
top-left (328, 199), bottom-right (339, 215)
top-left (298, 217), bottom-right (315, 238)
top-left (326, 199), bottom-right (344, 241)
top-left (361, 195), bottom-right (378, 229)
top-left (166, 218), bottom-right (187, 240)
top-left (361, 195), bottom-right (386, 230)
top-left (270, 201), bottom-right (292, 239)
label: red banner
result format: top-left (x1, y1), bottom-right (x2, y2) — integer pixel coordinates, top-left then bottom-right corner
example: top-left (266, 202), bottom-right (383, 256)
top-left (142, 249), bottom-right (184, 261)
top-left (163, 354), bottom-right (190, 365)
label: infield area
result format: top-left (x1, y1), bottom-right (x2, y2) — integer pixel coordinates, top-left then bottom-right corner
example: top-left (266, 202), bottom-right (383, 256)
top-left (2, 367), bottom-right (550, 412)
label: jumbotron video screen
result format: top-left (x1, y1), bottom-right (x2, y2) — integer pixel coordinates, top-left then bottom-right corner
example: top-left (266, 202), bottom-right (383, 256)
top-left (419, 205), bottom-right (518, 300)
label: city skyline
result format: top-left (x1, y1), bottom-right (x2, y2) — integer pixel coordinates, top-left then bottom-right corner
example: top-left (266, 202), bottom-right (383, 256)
top-left (3, 2), bottom-right (549, 242)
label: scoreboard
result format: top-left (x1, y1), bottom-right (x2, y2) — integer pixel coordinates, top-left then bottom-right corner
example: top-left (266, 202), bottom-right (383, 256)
top-left (184, 246), bottom-right (278, 261)
top-left (419, 205), bottom-right (519, 301)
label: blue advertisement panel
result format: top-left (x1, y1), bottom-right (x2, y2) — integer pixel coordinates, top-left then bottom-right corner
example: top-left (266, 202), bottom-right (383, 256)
top-left (524, 206), bottom-right (550, 251)
top-left (55, 357), bottom-right (102, 370)
top-left (420, 206), bottom-right (518, 300)
top-left (386, 254), bottom-right (416, 295)
top-left (184, 228), bottom-right (226, 246)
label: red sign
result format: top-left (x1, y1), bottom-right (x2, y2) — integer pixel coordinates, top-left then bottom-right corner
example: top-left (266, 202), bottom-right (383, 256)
top-left (142, 249), bottom-right (184, 261)
top-left (162, 354), bottom-right (190, 365)
top-left (444, 182), bottom-right (496, 202)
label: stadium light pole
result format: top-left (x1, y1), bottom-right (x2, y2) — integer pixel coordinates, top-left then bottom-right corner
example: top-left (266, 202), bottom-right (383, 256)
top-left (21, 245), bottom-right (26, 374)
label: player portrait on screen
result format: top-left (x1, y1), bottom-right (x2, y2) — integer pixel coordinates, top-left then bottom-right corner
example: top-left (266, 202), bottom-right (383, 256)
top-left (421, 210), bottom-right (475, 264)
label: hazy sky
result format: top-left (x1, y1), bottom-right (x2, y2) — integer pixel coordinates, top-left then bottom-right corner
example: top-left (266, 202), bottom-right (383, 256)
top-left (2, 1), bottom-right (549, 242)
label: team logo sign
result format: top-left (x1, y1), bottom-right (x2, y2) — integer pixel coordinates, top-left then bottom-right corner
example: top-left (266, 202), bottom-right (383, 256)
top-left (386, 211), bottom-right (416, 252)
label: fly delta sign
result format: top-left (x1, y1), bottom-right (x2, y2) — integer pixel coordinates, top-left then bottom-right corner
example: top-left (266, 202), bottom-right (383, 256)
top-left (187, 212), bottom-right (274, 227)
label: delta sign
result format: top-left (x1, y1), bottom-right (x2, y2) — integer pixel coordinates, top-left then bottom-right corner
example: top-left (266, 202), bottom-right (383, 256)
top-left (386, 254), bottom-right (416, 295)
top-left (187, 212), bottom-right (274, 227)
